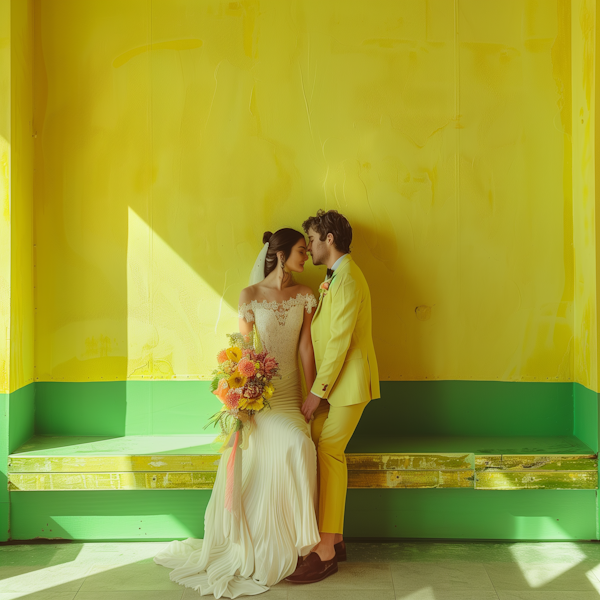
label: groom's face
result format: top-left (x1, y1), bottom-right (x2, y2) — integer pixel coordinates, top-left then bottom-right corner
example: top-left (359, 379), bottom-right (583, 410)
top-left (306, 227), bottom-right (329, 266)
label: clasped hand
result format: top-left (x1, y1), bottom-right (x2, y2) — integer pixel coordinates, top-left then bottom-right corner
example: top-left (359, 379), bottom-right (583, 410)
top-left (301, 391), bottom-right (321, 423)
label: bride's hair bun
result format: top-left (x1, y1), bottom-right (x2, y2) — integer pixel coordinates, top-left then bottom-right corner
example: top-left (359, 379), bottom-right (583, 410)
top-left (263, 231), bottom-right (273, 244)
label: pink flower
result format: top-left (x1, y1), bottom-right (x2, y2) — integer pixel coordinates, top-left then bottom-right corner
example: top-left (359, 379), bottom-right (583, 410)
top-left (264, 356), bottom-right (278, 376)
top-left (238, 358), bottom-right (256, 378)
top-left (320, 282), bottom-right (329, 291)
top-left (243, 383), bottom-right (263, 399)
top-left (225, 388), bottom-right (241, 410)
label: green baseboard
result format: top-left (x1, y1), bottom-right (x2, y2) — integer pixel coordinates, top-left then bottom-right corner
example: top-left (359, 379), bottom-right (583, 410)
top-left (8, 489), bottom-right (597, 542)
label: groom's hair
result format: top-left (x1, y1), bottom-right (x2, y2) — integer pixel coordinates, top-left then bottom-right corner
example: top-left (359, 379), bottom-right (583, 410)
top-left (302, 210), bottom-right (352, 254)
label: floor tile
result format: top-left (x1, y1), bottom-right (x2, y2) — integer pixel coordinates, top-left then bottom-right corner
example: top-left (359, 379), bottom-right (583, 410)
top-left (0, 544), bottom-right (84, 568)
top-left (505, 543), bottom-right (599, 566)
top-left (75, 592), bottom-right (183, 600)
top-left (73, 543), bottom-right (174, 567)
top-left (288, 590), bottom-right (394, 600)
top-left (182, 587), bottom-right (287, 599)
top-left (484, 561), bottom-right (600, 592)
top-left (278, 563), bottom-right (393, 590)
top-left (497, 593), bottom-right (600, 600)
top-left (390, 561), bottom-right (496, 593)
top-left (346, 541), bottom-right (515, 564)
top-left (0, 565), bottom-right (91, 593)
top-left (78, 560), bottom-right (183, 592)
top-left (394, 591), bottom-right (499, 600)
top-left (2, 541), bottom-right (600, 600)
top-left (0, 593), bottom-right (77, 600)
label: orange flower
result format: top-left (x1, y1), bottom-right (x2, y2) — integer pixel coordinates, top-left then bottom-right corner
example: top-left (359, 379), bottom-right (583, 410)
top-left (237, 358), bottom-right (256, 378)
top-left (225, 388), bottom-right (241, 410)
top-left (217, 349), bottom-right (228, 364)
top-left (213, 378), bottom-right (229, 402)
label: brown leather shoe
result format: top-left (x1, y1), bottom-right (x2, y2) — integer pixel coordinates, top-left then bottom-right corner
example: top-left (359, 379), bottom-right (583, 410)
top-left (334, 540), bottom-right (347, 562)
top-left (285, 551), bottom-right (338, 584)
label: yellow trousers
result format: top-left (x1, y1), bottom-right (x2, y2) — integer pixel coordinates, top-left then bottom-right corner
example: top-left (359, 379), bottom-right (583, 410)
top-left (310, 398), bottom-right (369, 534)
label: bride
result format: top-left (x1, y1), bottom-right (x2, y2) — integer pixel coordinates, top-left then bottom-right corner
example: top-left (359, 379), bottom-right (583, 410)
top-left (154, 228), bottom-right (321, 598)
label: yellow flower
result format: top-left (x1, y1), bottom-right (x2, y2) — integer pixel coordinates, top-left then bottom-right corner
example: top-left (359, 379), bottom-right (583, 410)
top-left (240, 397), bottom-right (264, 411)
top-left (226, 347), bottom-right (242, 362)
top-left (263, 383), bottom-right (274, 400)
top-left (227, 371), bottom-right (247, 389)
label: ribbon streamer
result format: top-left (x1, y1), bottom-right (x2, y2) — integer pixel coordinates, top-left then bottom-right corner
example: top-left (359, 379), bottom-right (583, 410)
top-left (224, 430), bottom-right (240, 513)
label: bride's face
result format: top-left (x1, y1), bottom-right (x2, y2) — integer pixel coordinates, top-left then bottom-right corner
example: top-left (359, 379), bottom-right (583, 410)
top-left (284, 238), bottom-right (309, 273)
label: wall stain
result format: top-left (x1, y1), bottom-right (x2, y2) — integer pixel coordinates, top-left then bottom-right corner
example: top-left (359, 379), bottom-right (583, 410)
top-left (113, 39), bottom-right (203, 69)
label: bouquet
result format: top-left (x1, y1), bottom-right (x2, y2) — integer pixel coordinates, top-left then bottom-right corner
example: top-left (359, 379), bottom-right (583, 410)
top-left (206, 331), bottom-right (279, 436)
top-left (205, 329), bottom-right (280, 514)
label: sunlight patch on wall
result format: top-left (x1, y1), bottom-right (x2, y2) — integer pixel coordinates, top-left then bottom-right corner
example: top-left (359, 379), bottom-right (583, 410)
top-left (512, 515), bottom-right (571, 542)
top-left (127, 207), bottom-right (238, 380)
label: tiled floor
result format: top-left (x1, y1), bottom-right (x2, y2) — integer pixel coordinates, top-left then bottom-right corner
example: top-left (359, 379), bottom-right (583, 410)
top-left (2, 541), bottom-right (600, 599)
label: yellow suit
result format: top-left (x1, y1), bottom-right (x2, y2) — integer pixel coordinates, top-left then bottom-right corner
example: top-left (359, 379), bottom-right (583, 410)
top-left (310, 254), bottom-right (380, 533)
top-left (311, 254), bottom-right (380, 404)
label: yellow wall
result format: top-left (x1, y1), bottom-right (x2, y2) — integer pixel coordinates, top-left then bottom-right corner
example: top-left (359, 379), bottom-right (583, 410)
top-left (10, 0), bottom-right (34, 394)
top-left (0, 0), bottom-right (34, 395)
top-left (31, 0), bottom-right (581, 384)
top-left (0, 0), bottom-right (10, 393)
top-left (573, 0), bottom-right (597, 392)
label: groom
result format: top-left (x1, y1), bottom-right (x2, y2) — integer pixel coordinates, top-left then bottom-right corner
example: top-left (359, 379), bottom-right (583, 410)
top-left (286, 209), bottom-right (380, 584)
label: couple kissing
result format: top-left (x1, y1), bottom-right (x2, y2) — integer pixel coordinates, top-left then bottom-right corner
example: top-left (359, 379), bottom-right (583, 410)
top-left (154, 209), bottom-right (380, 598)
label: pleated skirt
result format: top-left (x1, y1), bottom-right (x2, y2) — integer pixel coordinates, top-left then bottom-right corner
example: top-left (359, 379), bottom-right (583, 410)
top-left (153, 369), bottom-right (320, 598)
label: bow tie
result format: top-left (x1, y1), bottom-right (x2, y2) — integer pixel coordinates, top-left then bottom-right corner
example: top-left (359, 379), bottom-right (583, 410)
top-left (326, 268), bottom-right (334, 279)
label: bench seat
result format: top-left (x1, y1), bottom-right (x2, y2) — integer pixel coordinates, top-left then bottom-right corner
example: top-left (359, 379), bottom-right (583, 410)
top-left (8, 434), bottom-right (598, 492)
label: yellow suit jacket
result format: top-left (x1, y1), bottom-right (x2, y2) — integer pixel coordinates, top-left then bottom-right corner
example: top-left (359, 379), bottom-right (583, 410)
top-left (310, 255), bottom-right (380, 407)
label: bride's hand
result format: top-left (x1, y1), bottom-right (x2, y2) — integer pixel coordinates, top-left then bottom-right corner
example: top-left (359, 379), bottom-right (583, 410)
top-left (301, 392), bottom-right (321, 423)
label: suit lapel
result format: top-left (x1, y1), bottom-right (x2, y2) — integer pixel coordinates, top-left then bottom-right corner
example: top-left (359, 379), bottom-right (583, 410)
top-left (313, 255), bottom-right (352, 321)
top-left (314, 287), bottom-right (325, 320)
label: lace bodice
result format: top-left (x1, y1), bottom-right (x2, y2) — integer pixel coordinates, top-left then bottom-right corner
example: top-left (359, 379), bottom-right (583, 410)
top-left (238, 292), bottom-right (317, 376)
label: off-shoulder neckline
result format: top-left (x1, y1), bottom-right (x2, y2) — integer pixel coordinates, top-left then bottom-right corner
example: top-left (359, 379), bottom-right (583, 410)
top-left (240, 291), bottom-right (316, 308)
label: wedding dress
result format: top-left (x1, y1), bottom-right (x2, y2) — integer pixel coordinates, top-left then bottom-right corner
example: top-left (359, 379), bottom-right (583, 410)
top-left (154, 291), bottom-right (320, 598)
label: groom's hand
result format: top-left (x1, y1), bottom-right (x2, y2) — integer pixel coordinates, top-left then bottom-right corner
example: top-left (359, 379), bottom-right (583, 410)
top-left (301, 392), bottom-right (321, 423)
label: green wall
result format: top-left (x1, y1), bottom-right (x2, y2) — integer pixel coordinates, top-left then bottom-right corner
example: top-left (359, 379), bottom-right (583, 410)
top-left (4, 379), bottom-right (599, 541)
top-left (0, 391), bottom-right (8, 541)
top-left (10, 489), bottom-right (597, 542)
top-left (574, 383), bottom-right (599, 452)
top-left (1, 382), bottom-right (35, 541)
top-left (34, 380), bottom-right (578, 438)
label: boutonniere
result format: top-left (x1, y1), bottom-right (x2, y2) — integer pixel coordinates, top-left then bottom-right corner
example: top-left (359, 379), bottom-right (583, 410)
top-left (319, 271), bottom-right (337, 298)
top-left (319, 281), bottom-right (330, 297)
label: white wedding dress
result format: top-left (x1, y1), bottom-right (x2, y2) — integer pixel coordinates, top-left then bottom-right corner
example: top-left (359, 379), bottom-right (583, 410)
top-left (154, 291), bottom-right (320, 598)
